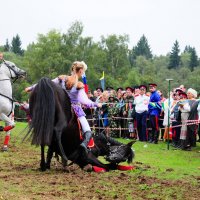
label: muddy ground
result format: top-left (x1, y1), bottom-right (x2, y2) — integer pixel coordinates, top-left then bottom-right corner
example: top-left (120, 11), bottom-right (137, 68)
top-left (0, 136), bottom-right (200, 200)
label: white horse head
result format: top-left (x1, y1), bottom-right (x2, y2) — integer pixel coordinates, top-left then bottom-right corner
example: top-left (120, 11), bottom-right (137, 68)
top-left (0, 60), bottom-right (26, 151)
top-left (0, 60), bottom-right (26, 80)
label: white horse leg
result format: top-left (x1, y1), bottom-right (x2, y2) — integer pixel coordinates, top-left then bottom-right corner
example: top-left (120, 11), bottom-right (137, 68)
top-left (0, 113), bottom-right (15, 130)
top-left (0, 113), bottom-right (15, 151)
top-left (3, 129), bottom-right (11, 151)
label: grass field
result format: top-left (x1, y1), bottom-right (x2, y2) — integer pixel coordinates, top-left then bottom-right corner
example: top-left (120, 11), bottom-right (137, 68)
top-left (0, 122), bottom-right (199, 200)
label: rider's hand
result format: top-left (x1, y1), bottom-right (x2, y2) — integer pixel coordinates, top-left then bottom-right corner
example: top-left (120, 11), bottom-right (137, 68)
top-left (97, 103), bottom-right (102, 108)
top-left (25, 87), bottom-right (31, 93)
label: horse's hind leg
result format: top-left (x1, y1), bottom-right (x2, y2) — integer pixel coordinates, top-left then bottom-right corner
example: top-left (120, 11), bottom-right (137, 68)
top-left (0, 113), bottom-right (15, 131)
top-left (46, 146), bottom-right (54, 170)
top-left (54, 127), bottom-right (68, 163)
top-left (40, 145), bottom-right (46, 171)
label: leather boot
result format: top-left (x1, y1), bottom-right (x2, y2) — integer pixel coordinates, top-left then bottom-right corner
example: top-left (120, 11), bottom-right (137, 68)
top-left (80, 131), bottom-right (92, 151)
top-left (176, 140), bottom-right (183, 149)
top-left (153, 131), bottom-right (159, 144)
top-left (180, 140), bottom-right (187, 150)
top-left (148, 131), bottom-right (153, 143)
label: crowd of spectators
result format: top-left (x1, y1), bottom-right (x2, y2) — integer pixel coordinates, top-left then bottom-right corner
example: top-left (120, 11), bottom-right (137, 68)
top-left (84, 84), bottom-right (200, 151)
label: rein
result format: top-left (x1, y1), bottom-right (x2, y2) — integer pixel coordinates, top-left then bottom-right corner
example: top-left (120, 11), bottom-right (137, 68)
top-left (2, 60), bottom-right (20, 83)
top-left (0, 79), bottom-right (10, 81)
top-left (107, 145), bottom-right (127, 161)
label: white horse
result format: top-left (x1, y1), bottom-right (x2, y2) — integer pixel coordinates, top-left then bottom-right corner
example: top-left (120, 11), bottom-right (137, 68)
top-left (0, 60), bottom-right (26, 151)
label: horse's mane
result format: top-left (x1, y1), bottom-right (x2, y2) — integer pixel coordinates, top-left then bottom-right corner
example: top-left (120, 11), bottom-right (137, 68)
top-left (28, 77), bottom-right (71, 146)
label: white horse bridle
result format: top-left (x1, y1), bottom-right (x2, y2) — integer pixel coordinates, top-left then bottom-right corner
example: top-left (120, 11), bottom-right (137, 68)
top-left (0, 60), bottom-right (23, 83)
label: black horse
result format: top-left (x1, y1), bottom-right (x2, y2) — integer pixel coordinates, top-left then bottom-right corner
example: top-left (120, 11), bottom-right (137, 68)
top-left (92, 132), bottom-right (135, 165)
top-left (27, 77), bottom-right (134, 171)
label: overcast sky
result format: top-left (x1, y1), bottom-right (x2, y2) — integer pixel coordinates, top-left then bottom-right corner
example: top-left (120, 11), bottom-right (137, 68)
top-left (1, 0), bottom-right (200, 56)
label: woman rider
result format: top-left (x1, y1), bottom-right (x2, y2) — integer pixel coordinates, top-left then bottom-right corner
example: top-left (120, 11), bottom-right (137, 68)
top-left (25, 61), bottom-right (102, 152)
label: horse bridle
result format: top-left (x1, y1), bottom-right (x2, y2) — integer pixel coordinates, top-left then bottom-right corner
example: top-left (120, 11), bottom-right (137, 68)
top-left (0, 60), bottom-right (22, 83)
top-left (107, 145), bottom-right (127, 162)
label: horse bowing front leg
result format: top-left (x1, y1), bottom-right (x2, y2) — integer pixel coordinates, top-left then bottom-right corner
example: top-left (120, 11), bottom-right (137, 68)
top-left (86, 152), bottom-right (109, 171)
top-left (40, 145), bottom-right (46, 171)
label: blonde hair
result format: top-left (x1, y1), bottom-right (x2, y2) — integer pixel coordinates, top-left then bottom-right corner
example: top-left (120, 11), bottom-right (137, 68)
top-left (71, 61), bottom-right (87, 74)
top-left (70, 61), bottom-right (87, 87)
top-left (101, 91), bottom-right (109, 102)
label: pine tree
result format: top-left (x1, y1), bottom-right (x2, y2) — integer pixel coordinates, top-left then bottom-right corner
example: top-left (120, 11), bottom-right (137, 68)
top-left (133, 35), bottom-right (153, 59)
top-left (184, 45), bottom-right (193, 53)
top-left (168, 40), bottom-right (180, 69)
top-left (11, 34), bottom-right (24, 55)
top-left (4, 39), bottom-right (10, 52)
top-left (189, 47), bottom-right (198, 71)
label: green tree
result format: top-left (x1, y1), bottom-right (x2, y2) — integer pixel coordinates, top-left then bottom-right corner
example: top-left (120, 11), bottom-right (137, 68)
top-left (11, 34), bottom-right (24, 55)
top-left (4, 39), bottom-right (10, 52)
top-left (184, 45), bottom-right (193, 53)
top-left (180, 52), bottom-right (191, 68)
top-left (24, 30), bottom-right (64, 81)
top-left (168, 40), bottom-right (180, 69)
top-left (123, 68), bottom-right (140, 87)
top-left (135, 56), bottom-right (157, 85)
top-left (189, 47), bottom-right (198, 71)
top-left (100, 34), bottom-right (130, 78)
top-left (188, 68), bottom-right (200, 92)
top-left (131, 35), bottom-right (153, 63)
top-left (0, 46), bottom-right (4, 51)
top-left (61, 21), bottom-right (84, 62)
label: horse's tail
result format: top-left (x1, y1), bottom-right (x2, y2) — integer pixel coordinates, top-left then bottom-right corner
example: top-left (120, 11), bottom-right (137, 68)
top-left (29, 77), bottom-right (55, 146)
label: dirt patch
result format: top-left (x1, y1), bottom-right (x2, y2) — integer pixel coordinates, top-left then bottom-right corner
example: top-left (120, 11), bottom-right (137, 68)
top-left (0, 135), bottom-right (200, 200)
top-left (0, 160), bottom-right (200, 200)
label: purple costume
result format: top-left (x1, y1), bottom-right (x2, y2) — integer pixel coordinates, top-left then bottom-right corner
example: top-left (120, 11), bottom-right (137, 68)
top-left (68, 86), bottom-right (98, 117)
top-left (29, 77), bottom-right (98, 132)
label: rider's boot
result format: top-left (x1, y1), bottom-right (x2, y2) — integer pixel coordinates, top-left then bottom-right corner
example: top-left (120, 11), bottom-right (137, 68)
top-left (80, 131), bottom-right (92, 153)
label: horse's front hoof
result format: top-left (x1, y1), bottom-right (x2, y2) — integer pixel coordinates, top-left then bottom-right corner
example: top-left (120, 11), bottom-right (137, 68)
top-left (83, 164), bottom-right (93, 172)
top-left (1, 146), bottom-right (8, 152)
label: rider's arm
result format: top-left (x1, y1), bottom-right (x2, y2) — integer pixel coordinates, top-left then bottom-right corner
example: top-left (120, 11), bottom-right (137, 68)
top-left (78, 89), bottom-right (101, 108)
top-left (25, 78), bottom-right (61, 92)
top-left (25, 83), bottom-right (37, 92)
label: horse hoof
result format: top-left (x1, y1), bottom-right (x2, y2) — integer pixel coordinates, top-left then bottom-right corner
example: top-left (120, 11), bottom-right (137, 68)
top-left (1, 146), bottom-right (8, 152)
top-left (63, 167), bottom-right (70, 173)
top-left (83, 164), bottom-right (93, 172)
top-left (46, 165), bottom-right (50, 170)
top-left (39, 167), bottom-right (47, 172)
